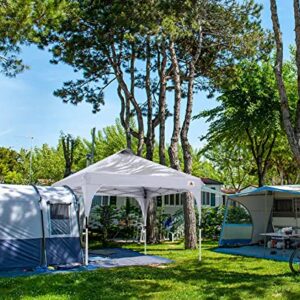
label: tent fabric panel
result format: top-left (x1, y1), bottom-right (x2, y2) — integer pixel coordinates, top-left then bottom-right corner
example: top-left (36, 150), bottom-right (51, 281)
top-left (40, 187), bottom-right (80, 239)
top-left (0, 238), bottom-right (42, 270)
top-left (231, 195), bottom-right (273, 244)
top-left (45, 237), bottom-right (83, 265)
top-left (37, 186), bottom-right (74, 204)
top-left (219, 224), bottom-right (253, 246)
top-left (0, 190), bottom-right (42, 239)
top-left (0, 184), bottom-right (39, 202)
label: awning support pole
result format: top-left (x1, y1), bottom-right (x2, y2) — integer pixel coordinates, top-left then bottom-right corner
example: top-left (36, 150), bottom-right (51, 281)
top-left (199, 226), bottom-right (202, 261)
top-left (85, 216), bottom-right (89, 266)
top-left (144, 226), bottom-right (147, 255)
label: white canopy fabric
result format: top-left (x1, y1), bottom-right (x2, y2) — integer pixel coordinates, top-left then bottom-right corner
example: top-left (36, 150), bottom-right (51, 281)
top-left (53, 149), bottom-right (205, 224)
top-left (53, 149), bottom-right (206, 263)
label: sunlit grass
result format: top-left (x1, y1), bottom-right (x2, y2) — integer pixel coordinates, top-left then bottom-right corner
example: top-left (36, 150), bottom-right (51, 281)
top-left (0, 241), bottom-right (299, 299)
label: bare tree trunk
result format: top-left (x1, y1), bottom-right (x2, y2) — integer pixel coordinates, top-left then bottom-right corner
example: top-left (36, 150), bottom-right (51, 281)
top-left (181, 61), bottom-right (197, 249)
top-left (146, 37), bottom-right (154, 161)
top-left (168, 40), bottom-right (181, 170)
top-left (118, 85), bottom-right (131, 149)
top-left (180, 25), bottom-right (202, 249)
top-left (144, 37), bottom-right (158, 243)
top-left (146, 199), bottom-right (157, 243)
top-left (109, 44), bottom-right (144, 155)
top-left (246, 129), bottom-right (276, 187)
top-left (158, 43), bottom-right (167, 165)
top-left (61, 134), bottom-right (76, 178)
top-left (270, 0), bottom-right (300, 164)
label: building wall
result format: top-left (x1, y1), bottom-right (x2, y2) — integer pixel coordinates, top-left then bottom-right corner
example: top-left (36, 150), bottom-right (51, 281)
top-left (90, 184), bottom-right (223, 217)
top-left (201, 184), bottom-right (223, 208)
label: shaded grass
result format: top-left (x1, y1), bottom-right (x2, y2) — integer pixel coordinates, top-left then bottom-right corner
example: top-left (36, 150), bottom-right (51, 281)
top-left (0, 241), bottom-right (299, 299)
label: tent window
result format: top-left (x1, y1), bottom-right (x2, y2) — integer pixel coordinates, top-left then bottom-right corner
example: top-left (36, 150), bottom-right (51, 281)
top-left (176, 194), bottom-right (180, 206)
top-left (50, 204), bottom-right (71, 235)
top-left (273, 199), bottom-right (294, 217)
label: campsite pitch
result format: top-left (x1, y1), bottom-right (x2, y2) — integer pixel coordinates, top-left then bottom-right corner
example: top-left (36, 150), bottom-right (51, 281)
top-left (0, 241), bottom-right (300, 300)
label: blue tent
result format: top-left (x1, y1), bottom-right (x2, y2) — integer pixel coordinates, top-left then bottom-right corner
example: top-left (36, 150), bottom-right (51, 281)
top-left (219, 185), bottom-right (300, 247)
top-left (0, 184), bottom-right (83, 270)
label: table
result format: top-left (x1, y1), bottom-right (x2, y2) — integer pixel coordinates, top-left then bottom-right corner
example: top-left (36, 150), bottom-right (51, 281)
top-left (260, 232), bottom-right (300, 257)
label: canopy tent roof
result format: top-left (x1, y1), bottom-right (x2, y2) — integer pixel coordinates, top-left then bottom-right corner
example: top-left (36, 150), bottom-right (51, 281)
top-left (229, 185), bottom-right (300, 198)
top-left (53, 149), bottom-right (206, 222)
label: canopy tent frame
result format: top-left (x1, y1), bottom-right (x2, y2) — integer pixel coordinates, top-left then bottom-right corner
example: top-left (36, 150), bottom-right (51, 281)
top-left (53, 149), bottom-right (210, 263)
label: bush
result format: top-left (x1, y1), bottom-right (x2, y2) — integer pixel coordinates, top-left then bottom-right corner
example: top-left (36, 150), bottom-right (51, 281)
top-left (200, 206), bottom-right (225, 239)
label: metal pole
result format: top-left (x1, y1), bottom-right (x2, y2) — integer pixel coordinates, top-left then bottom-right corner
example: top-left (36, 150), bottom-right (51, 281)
top-left (199, 227), bottom-right (202, 261)
top-left (144, 226), bottom-right (147, 255)
top-left (85, 216), bottom-right (89, 265)
top-left (199, 197), bottom-right (202, 261)
top-left (91, 127), bottom-right (96, 164)
top-left (29, 137), bottom-right (33, 183)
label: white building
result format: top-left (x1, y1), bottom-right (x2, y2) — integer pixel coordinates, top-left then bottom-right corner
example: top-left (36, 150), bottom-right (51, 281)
top-left (90, 177), bottom-right (223, 216)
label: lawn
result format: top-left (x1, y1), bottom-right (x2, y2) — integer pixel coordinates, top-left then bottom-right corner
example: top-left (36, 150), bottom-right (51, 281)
top-left (0, 241), bottom-right (299, 300)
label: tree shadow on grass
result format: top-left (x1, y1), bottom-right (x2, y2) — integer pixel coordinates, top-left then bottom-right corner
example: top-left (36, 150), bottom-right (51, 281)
top-left (1, 254), bottom-right (299, 300)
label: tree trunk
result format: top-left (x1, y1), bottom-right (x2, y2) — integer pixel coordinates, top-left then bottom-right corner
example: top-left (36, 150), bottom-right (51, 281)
top-left (257, 157), bottom-right (264, 187)
top-left (182, 192), bottom-right (197, 249)
top-left (168, 40), bottom-right (181, 170)
top-left (146, 199), bottom-right (157, 243)
top-left (61, 134), bottom-right (75, 178)
top-left (270, 0), bottom-right (300, 164)
top-left (109, 44), bottom-right (144, 155)
top-left (181, 62), bottom-right (197, 249)
top-left (146, 36), bottom-right (154, 161)
top-left (158, 43), bottom-right (167, 165)
top-left (117, 85), bottom-right (131, 149)
top-left (180, 26), bottom-right (202, 249)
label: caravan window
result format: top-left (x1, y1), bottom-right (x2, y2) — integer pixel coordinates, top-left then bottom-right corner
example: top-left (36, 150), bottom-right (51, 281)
top-left (273, 199), bottom-right (294, 217)
top-left (50, 204), bottom-right (71, 235)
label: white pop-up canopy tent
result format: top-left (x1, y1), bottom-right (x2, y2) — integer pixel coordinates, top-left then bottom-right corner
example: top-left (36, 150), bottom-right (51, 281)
top-left (53, 149), bottom-right (206, 264)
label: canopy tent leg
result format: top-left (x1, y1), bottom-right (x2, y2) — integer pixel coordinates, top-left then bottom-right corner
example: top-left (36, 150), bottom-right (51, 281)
top-left (85, 216), bottom-right (89, 266)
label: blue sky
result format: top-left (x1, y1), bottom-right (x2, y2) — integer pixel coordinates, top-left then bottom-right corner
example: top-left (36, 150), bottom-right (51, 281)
top-left (0, 0), bottom-right (294, 151)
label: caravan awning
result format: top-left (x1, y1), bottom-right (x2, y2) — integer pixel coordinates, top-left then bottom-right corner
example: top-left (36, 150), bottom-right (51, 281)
top-left (229, 185), bottom-right (300, 198)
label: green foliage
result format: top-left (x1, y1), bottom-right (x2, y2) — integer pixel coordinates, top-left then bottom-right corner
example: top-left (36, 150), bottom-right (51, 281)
top-left (201, 142), bottom-right (256, 190)
top-left (93, 205), bottom-right (120, 245)
top-left (92, 200), bottom-right (142, 243)
top-left (0, 0), bottom-right (70, 76)
top-left (200, 206), bottom-right (225, 239)
top-left (117, 199), bottom-right (142, 240)
top-left (0, 147), bottom-right (24, 183)
top-left (196, 60), bottom-right (284, 186)
top-left (31, 144), bottom-right (65, 184)
top-left (226, 205), bottom-right (252, 224)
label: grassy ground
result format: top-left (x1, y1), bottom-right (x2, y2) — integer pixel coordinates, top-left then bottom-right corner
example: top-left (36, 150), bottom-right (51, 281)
top-left (0, 241), bottom-right (300, 300)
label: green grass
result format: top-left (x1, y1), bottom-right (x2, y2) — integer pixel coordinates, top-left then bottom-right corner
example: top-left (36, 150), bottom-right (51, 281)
top-left (0, 241), bottom-right (299, 300)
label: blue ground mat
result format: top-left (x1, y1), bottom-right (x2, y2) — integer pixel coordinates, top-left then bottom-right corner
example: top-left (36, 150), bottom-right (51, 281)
top-left (214, 245), bottom-right (294, 262)
top-left (0, 248), bottom-right (173, 278)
